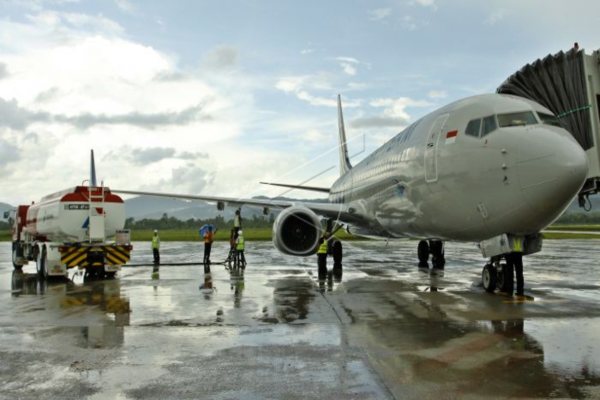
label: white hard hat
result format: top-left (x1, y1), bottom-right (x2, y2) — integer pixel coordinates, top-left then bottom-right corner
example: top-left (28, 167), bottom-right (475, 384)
top-left (154, 229), bottom-right (158, 233)
top-left (238, 230), bottom-right (243, 235)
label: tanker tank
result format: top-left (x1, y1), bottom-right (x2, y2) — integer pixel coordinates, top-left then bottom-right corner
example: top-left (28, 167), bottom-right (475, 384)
top-left (24, 186), bottom-right (126, 242)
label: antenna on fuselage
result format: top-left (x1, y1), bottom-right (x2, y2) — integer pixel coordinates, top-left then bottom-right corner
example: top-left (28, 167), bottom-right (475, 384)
top-left (337, 94), bottom-right (352, 176)
top-left (90, 149), bottom-right (97, 187)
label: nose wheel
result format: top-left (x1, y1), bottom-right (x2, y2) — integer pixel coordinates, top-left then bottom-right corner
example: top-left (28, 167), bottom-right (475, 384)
top-left (482, 263), bottom-right (497, 292)
top-left (482, 257), bottom-right (515, 293)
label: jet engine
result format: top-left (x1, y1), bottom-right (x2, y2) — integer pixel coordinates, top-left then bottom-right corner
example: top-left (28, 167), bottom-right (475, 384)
top-left (272, 206), bottom-right (323, 256)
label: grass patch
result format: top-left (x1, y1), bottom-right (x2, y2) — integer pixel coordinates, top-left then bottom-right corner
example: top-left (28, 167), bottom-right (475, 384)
top-left (132, 228), bottom-right (358, 242)
top-left (132, 228), bottom-right (273, 242)
top-left (548, 224), bottom-right (600, 232)
top-left (542, 232), bottom-right (600, 239)
top-left (0, 227), bottom-right (358, 242)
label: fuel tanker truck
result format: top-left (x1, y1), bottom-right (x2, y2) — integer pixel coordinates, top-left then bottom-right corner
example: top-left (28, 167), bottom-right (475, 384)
top-left (10, 151), bottom-right (132, 279)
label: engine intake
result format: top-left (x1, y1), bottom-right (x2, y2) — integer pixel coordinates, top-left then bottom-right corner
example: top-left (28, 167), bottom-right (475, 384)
top-left (272, 206), bottom-right (322, 256)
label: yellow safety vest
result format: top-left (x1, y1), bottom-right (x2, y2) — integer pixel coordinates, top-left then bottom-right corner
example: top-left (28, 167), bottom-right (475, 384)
top-left (151, 236), bottom-right (160, 249)
top-left (317, 239), bottom-right (328, 254)
top-left (512, 236), bottom-right (523, 253)
top-left (236, 236), bottom-right (245, 251)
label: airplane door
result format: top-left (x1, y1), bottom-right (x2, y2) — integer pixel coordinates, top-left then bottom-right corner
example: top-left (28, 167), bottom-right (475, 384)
top-left (424, 113), bottom-right (449, 183)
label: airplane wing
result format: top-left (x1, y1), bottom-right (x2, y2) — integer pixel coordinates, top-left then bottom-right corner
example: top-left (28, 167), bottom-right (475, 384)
top-left (111, 189), bottom-right (359, 222)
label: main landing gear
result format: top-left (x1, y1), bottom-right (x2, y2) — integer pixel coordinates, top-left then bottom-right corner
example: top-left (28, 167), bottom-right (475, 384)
top-left (417, 240), bottom-right (445, 269)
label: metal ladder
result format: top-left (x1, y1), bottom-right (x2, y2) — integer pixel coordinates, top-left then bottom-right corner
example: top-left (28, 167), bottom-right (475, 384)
top-left (88, 183), bottom-right (106, 243)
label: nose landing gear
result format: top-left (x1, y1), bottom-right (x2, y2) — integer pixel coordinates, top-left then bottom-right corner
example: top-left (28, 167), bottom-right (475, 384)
top-left (482, 256), bottom-right (516, 294)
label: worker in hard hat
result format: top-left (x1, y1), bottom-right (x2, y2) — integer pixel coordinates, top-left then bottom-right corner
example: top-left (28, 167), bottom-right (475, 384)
top-left (233, 209), bottom-right (242, 234)
top-left (151, 229), bottom-right (160, 266)
top-left (235, 229), bottom-right (246, 269)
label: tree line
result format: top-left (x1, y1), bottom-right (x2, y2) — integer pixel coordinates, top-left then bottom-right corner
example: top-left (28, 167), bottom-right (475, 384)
top-left (124, 213), bottom-right (275, 231)
top-left (554, 212), bottom-right (600, 224)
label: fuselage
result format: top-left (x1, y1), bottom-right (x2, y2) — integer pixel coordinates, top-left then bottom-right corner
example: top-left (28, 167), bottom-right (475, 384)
top-left (328, 94), bottom-right (588, 241)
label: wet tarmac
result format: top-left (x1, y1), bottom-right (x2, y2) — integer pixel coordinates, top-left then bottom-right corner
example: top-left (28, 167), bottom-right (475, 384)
top-left (1, 240), bottom-right (600, 399)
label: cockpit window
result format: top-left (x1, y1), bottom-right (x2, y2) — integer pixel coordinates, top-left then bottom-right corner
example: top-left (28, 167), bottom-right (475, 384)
top-left (497, 111), bottom-right (538, 127)
top-left (465, 119), bottom-right (481, 137)
top-left (481, 115), bottom-right (497, 136)
top-left (538, 112), bottom-right (562, 127)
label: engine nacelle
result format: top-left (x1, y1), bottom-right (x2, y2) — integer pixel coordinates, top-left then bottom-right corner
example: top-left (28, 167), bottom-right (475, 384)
top-left (272, 206), bottom-right (323, 256)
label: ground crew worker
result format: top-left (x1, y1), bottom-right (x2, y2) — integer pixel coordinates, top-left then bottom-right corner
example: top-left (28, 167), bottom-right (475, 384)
top-left (234, 209), bottom-right (242, 234)
top-left (203, 226), bottom-right (215, 269)
top-left (151, 229), bottom-right (160, 265)
top-left (507, 235), bottom-right (525, 297)
top-left (317, 233), bottom-right (329, 276)
top-left (235, 230), bottom-right (246, 268)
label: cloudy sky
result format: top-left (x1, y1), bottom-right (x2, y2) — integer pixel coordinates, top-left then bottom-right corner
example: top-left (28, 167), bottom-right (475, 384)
top-left (0, 0), bottom-right (599, 205)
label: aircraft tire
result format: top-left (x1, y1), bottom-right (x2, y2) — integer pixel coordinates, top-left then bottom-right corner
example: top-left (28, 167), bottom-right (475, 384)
top-left (12, 242), bottom-right (23, 270)
top-left (482, 264), bottom-right (497, 292)
top-left (36, 246), bottom-right (47, 280)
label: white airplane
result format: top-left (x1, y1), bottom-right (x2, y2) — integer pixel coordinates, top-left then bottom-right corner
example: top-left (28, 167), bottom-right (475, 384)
top-left (115, 93), bottom-right (588, 292)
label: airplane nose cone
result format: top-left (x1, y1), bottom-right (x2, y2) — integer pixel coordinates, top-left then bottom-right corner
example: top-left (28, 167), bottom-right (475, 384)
top-left (516, 128), bottom-right (588, 214)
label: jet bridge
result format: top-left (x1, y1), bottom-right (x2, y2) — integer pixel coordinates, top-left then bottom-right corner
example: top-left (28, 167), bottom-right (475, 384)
top-left (497, 47), bottom-right (600, 208)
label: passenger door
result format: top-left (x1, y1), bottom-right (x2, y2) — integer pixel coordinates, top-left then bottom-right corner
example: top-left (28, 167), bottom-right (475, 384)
top-left (424, 113), bottom-right (449, 183)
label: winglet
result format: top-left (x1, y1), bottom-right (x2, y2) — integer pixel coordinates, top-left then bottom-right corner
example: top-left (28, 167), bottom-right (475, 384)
top-left (337, 94), bottom-right (352, 175)
top-left (90, 149), bottom-right (97, 187)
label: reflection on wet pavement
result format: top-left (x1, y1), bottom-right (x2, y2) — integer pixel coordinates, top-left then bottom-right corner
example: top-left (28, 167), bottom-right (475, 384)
top-left (1, 240), bottom-right (600, 398)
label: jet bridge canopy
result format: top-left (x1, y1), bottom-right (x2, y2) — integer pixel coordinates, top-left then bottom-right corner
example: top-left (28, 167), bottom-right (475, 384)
top-left (497, 47), bottom-right (600, 205)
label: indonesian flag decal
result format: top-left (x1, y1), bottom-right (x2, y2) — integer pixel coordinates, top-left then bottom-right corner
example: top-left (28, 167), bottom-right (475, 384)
top-left (445, 130), bottom-right (458, 144)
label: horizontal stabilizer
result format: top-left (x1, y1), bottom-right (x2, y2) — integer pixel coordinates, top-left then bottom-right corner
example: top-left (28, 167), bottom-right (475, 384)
top-left (259, 182), bottom-right (330, 193)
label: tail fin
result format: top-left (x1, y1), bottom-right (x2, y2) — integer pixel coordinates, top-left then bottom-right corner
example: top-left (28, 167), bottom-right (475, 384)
top-left (337, 94), bottom-right (352, 175)
top-left (90, 149), bottom-right (97, 187)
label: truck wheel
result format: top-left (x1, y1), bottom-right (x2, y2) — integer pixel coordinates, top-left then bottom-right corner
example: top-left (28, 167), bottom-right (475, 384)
top-left (12, 242), bottom-right (22, 270)
top-left (37, 247), bottom-right (47, 279)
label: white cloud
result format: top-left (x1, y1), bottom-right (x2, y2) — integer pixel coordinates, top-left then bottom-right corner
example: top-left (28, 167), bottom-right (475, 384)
top-left (202, 46), bottom-right (239, 70)
top-left (369, 8), bottom-right (392, 21)
top-left (400, 15), bottom-right (418, 31)
top-left (410, 0), bottom-right (437, 9)
top-left (275, 74), bottom-right (363, 109)
top-left (336, 56), bottom-right (360, 76)
top-left (351, 97), bottom-right (430, 129)
top-left (275, 74), bottom-right (350, 108)
top-left (275, 76), bottom-right (307, 93)
top-left (300, 48), bottom-right (314, 55)
top-left (296, 91), bottom-right (337, 107)
top-left (427, 90), bottom-right (447, 99)
top-left (0, 11), bottom-right (274, 203)
top-left (115, 0), bottom-right (134, 13)
top-left (485, 9), bottom-right (509, 26)
top-left (340, 63), bottom-right (357, 76)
